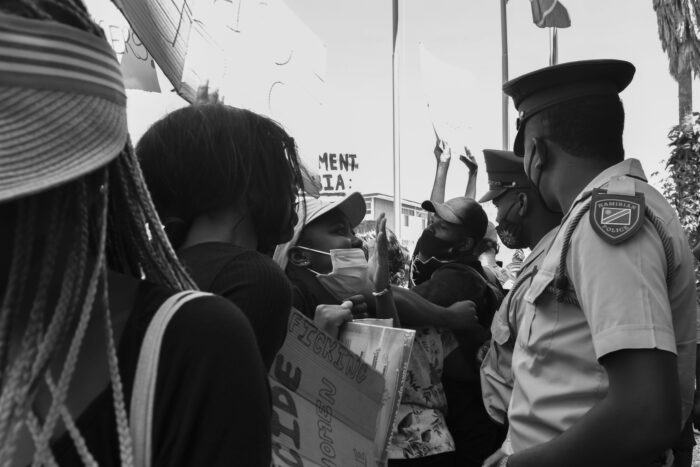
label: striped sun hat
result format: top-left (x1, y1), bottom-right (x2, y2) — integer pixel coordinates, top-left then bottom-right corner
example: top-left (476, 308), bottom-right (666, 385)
top-left (0, 12), bottom-right (128, 202)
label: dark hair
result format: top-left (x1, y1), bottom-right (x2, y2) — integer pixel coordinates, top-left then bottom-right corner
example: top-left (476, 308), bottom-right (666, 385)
top-left (136, 104), bottom-right (304, 249)
top-left (537, 95), bottom-right (625, 162)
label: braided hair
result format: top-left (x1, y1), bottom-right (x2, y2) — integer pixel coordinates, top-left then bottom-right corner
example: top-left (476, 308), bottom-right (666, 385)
top-left (0, 1), bottom-right (196, 465)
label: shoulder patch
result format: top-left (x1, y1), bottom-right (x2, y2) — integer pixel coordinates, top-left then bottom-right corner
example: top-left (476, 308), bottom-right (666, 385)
top-left (589, 188), bottom-right (645, 245)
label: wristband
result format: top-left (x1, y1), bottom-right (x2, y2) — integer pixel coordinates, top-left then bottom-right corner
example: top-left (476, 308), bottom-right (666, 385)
top-left (372, 287), bottom-right (390, 297)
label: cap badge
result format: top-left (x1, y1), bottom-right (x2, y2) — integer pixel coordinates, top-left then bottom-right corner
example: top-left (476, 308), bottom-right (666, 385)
top-left (589, 188), bottom-right (645, 245)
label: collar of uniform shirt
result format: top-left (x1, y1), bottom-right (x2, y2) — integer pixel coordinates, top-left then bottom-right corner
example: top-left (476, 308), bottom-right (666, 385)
top-left (559, 158), bottom-right (647, 224)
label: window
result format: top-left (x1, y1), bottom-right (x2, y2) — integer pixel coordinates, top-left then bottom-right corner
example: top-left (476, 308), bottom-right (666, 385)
top-left (403, 214), bottom-right (409, 227)
top-left (365, 199), bottom-right (372, 215)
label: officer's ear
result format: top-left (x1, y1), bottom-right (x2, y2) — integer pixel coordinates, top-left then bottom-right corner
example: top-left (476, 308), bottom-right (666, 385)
top-left (532, 137), bottom-right (549, 170)
top-left (288, 247), bottom-right (311, 267)
top-left (517, 192), bottom-right (529, 217)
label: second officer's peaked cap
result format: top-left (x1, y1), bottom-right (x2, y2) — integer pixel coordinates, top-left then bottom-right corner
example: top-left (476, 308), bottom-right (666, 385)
top-left (478, 149), bottom-right (530, 203)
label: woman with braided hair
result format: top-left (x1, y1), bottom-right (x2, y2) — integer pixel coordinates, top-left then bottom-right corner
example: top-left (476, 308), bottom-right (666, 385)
top-left (0, 1), bottom-right (271, 465)
top-left (136, 96), bottom-right (305, 370)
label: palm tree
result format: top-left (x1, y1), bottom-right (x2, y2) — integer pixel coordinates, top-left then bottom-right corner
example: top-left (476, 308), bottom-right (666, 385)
top-left (653, 0), bottom-right (700, 123)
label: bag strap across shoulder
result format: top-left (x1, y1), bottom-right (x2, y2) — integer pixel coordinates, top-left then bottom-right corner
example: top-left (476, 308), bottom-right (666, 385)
top-left (130, 290), bottom-right (211, 467)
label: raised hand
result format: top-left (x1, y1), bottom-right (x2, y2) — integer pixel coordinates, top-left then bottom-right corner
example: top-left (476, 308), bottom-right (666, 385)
top-left (459, 146), bottom-right (478, 172)
top-left (194, 81), bottom-right (222, 105)
top-left (434, 136), bottom-right (452, 163)
top-left (368, 214), bottom-right (390, 292)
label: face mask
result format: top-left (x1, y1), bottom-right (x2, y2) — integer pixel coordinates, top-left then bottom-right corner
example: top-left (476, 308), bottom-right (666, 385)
top-left (416, 229), bottom-right (456, 260)
top-left (410, 255), bottom-right (453, 287)
top-left (298, 246), bottom-right (374, 302)
top-left (495, 201), bottom-right (526, 249)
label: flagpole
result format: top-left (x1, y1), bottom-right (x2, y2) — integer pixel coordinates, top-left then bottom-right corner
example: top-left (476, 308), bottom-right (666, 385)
top-left (549, 27), bottom-right (558, 65)
top-left (392, 0), bottom-right (402, 239)
top-left (500, 0), bottom-right (509, 150)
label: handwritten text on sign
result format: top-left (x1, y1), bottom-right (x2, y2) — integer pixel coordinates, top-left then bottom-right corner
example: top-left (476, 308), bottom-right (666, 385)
top-left (270, 310), bottom-right (383, 467)
top-left (318, 153), bottom-right (359, 195)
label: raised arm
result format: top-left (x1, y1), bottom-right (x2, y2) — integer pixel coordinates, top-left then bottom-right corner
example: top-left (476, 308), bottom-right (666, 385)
top-left (430, 136), bottom-right (451, 204)
top-left (369, 214), bottom-right (400, 325)
top-left (460, 146), bottom-right (478, 200)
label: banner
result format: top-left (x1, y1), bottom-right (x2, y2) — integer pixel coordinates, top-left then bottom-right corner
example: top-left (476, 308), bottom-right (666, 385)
top-left (112, 0), bottom-right (326, 143)
top-left (270, 311), bottom-right (385, 467)
top-left (418, 43), bottom-right (477, 153)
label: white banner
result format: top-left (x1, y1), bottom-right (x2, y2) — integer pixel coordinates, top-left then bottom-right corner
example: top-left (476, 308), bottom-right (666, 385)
top-left (418, 42), bottom-right (478, 153)
top-left (113, 0), bottom-right (326, 145)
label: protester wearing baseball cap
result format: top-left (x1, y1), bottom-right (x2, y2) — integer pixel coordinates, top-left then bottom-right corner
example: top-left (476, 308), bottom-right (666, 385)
top-left (405, 196), bottom-right (504, 466)
top-left (0, 1), bottom-right (271, 466)
top-left (482, 60), bottom-right (696, 467)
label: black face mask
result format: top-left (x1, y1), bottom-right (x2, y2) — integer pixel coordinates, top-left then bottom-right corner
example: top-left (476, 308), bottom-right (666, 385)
top-left (416, 229), bottom-right (455, 260)
top-left (495, 201), bottom-right (526, 249)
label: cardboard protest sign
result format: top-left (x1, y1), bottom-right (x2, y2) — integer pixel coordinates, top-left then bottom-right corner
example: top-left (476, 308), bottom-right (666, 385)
top-left (339, 321), bottom-right (414, 466)
top-left (270, 310), bottom-right (385, 467)
top-left (85, 0), bottom-right (161, 92)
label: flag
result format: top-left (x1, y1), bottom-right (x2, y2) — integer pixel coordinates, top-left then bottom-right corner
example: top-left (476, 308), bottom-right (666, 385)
top-left (530, 0), bottom-right (571, 28)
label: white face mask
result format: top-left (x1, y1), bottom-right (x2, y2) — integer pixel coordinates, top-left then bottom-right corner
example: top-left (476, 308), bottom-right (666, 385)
top-left (297, 247), bottom-right (374, 301)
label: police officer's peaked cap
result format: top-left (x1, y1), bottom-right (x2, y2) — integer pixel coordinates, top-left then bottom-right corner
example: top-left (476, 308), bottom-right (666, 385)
top-left (478, 149), bottom-right (531, 203)
top-left (503, 59), bottom-right (635, 157)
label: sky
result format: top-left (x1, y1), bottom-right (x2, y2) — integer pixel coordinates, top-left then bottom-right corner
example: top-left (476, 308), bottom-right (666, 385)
top-left (89, 0), bottom-right (700, 248)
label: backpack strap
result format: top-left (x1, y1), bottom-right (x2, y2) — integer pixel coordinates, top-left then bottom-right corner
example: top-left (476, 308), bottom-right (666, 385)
top-left (130, 290), bottom-right (211, 467)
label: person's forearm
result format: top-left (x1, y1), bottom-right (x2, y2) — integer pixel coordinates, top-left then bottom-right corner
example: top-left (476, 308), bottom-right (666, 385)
top-left (430, 162), bottom-right (450, 203)
top-left (391, 286), bottom-right (480, 332)
top-left (510, 399), bottom-right (675, 467)
top-left (464, 167), bottom-right (477, 200)
top-left (375, 290), bottom-right (400, 327)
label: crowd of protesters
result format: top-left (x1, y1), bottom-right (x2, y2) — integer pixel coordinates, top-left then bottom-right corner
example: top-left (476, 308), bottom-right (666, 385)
top-left (0, 1), bottom-right (698, 467)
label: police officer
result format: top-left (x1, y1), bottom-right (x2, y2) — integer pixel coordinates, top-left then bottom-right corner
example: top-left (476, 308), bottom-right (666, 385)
top-left (483, 60), bottom-right (696, 467)
top-left (477, 149), bottom-right (562, 428)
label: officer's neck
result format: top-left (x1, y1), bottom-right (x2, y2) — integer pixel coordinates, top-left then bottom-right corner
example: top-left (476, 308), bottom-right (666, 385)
top-left (554, 153), bottom-right (612, 213)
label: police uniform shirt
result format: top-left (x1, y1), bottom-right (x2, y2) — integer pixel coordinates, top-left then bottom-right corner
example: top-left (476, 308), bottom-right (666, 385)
top-left (480, 228), bottom-right (558, 425)
top-left (507, 159), bottom-right (696, 452)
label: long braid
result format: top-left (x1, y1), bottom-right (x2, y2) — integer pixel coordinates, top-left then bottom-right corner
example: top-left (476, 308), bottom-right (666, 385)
top-left (0, 199), bottom-right (41, 458)
top-left (0, 199), bottom-right (36, 382)
top-left (33, 182), bottom-right (102, 458)
top-left (0, 1), bottom-right (197, 465)
top-left (112, 145), bottom-right (196, 290)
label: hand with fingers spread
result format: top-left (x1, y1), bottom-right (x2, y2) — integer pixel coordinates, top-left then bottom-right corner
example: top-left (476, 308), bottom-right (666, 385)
top-left (434, 136), bottom-right (452, 164)
top-left (459, 146), bottom-right (478, 172)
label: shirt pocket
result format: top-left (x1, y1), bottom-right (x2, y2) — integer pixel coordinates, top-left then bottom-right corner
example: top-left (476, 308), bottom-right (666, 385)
top-left (518, 269), bottom-right (555, 354)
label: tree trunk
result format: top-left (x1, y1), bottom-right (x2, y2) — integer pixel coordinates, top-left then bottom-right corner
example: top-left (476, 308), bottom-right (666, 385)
top-left (678, 67), bottom-right (693, 124)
